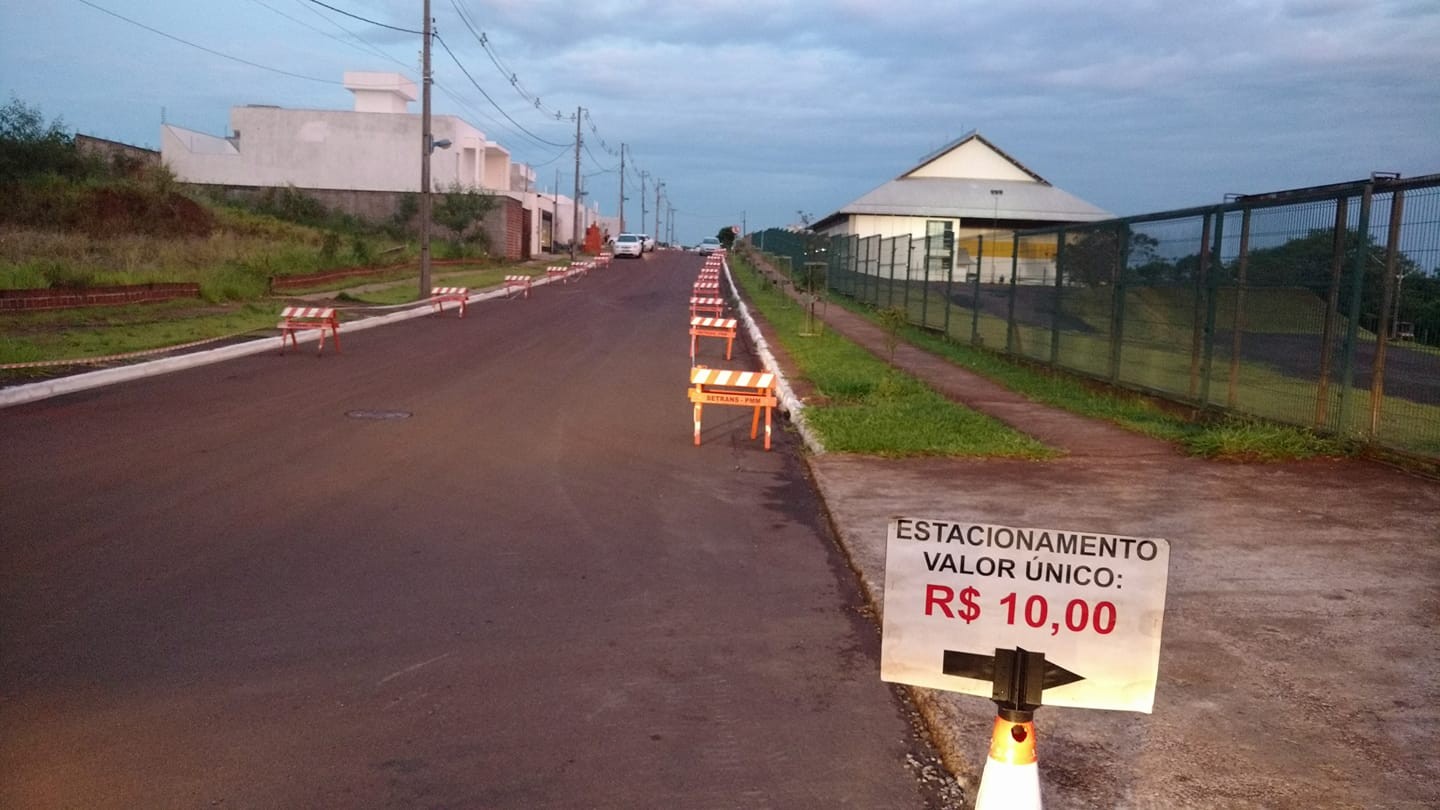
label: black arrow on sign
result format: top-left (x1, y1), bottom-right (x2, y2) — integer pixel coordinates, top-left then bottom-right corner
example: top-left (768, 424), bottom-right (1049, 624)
top-left (942, 647), bottom-right (1084, 710)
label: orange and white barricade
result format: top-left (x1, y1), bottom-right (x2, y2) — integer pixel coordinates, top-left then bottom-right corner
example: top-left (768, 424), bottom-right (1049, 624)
top-left (503, 274), bottom-right (532, 298)
top-left (688, 367), bottom-right (777, 450)
top-left (570, 260), bottom-right (593, 278)
top-left (277, 306), bottom-right (341, 355)
top-left (595, 252), bottom-right (613, 268)
top-left (694, 282), bottom-right (721, 298)
top-left (431, 286), bottom-right (468, 317)
top-left (690, 316), bottom-right (738, 362)
top-left (690, 296), bottom-right (726, 318)
top-left (546, 265), bottom-right (571, 284)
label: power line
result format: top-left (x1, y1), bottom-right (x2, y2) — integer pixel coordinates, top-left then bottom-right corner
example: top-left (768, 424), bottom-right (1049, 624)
top-left (278, 0), bottom-right (415, 72)
top-left (447, 0), bottom-right (567, 122)
top-left (74, 0), bottom-right (341, 85)
top-left (433, 35), bottom-right (571, 149)
top-left (302, 0), bottom-right (422, 35)
top-left (444, 1), bottom-right (629, 167)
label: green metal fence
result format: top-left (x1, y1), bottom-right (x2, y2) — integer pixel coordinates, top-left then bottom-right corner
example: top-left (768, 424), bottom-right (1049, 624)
top-left (802, 174), bottom-right (1440, 459)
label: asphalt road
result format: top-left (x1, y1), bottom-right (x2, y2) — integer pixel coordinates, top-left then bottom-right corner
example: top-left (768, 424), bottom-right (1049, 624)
top-left (0, 252), bottom-right (952, 809)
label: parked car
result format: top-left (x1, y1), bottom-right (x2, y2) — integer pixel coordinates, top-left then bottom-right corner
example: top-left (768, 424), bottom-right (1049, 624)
top-left (639, 233), bottom-right (656, 252)
top-left (613, 233), bottom-right (644, 258)
top-left (696, 237), bottom-right (722, 254)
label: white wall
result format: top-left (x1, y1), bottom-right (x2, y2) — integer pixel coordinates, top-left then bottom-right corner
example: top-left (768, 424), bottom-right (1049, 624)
top-left (163, 108), bottom-right (495, 193)
top-left (907, 138), bottom-right (1034, 181)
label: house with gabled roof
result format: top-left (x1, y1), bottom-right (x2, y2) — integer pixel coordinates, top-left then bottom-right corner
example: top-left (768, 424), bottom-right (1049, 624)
top-left (812, 131), bottom-right (1110, 283)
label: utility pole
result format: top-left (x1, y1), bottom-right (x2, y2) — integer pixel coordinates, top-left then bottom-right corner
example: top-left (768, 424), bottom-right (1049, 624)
top-left (418, 0), bottom-right (434, 298)
top-left (655, 181), bottom-right (663, 244)
top-left (618, 143), bottom-right (626, 234)
top-left (552, 169), bottom-right (559, 253)
top-left (571, 106), bottom-right (582, 260)
top-left (667, 203), bottom-right (674, 245)
top-left (639, 171), bottom-right (648, 237)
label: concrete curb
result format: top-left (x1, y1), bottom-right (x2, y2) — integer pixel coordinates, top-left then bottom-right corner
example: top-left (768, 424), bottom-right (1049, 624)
top-left (722, 257), bottom-right (825, 455)
top-left (0, 278), bottom-right (560, 410)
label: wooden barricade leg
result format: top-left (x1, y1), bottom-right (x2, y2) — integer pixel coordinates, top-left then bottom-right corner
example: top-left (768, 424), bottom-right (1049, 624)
top-left (329, 322), bottom-right (341, 354)
top-left (765, 404), bottom-right (772, 450)
top-left (750, 405), bottom-right (761, 441)
top-left (725, 334), bottom-right (734, 360)
top-left (693, 402), bottom-right (703, 446)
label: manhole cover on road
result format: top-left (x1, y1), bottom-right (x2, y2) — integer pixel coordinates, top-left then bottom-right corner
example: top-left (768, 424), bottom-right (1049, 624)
top-left (346, 409), bottom-right (413, 420)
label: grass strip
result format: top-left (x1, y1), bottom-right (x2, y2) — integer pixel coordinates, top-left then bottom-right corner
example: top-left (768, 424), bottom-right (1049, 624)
top-left (729, 254), bottom-right (1054, 458)
top-left (811, 275), bottom-right (1356, 461)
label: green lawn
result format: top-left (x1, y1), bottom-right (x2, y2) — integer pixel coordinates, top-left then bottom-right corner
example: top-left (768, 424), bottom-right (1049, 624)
top-left (729, 254), bottom-right (1054, 458)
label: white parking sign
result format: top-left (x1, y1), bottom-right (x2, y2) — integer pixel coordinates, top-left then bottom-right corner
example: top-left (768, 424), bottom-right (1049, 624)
top-left (880, 517), bottom-right (1170, 713)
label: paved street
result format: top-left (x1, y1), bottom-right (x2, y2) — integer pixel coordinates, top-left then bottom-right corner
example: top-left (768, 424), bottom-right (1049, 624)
top-left (0, 252), bottom-right (952, 809)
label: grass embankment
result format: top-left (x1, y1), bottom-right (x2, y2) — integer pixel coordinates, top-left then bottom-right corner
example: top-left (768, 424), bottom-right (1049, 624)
top-left (741, 250), bottom-right (1353, 462)
top-left (727, 254), bottom-right (1053, 458)
top-left (1, 187), bottom-right (539, 373)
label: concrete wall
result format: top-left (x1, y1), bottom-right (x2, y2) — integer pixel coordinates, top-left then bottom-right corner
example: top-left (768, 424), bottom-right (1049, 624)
top-left (192, 183), bottom-right (532, 260)
top-left (76, 135), bottom-right (160, 172)
top-left (163, 109), bottom-right (497, 193)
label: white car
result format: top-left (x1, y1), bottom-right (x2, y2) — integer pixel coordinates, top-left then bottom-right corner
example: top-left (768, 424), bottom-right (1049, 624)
top-left (639, 233), bottom-right (657, 252)
top-left (696, 237), bottom-right (722, 254)
top-left (613, 233), bottom-right (644, 258)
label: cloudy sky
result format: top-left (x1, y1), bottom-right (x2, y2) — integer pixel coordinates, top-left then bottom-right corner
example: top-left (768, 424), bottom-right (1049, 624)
top-left (3, 0), bottom-right (1437, 244)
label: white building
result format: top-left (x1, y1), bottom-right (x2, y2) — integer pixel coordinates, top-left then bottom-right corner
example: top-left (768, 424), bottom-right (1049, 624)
top-left (161, 72), bottom-right (565, 258)
top-left (813, 132), bottom-right (1111, 283)
top-left (163, 72), bottom-right (517, 193)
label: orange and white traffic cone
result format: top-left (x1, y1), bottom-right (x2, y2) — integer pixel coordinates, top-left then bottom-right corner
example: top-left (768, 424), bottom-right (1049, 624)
top-left (974, 712), bottom-right (1041, 809)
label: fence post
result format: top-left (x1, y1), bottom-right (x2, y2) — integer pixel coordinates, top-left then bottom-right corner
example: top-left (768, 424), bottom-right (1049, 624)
top-left (1109, 226), bottom-right (1130, 384)
top-left (1337, 182), bottom-right (1374, 434)
top-left (1006, 234), bottom-right (1021, 355)
top-left (921, 234), bottom-right (932, 331)
top-left (1315, 197), bottom-right (1349, 428)
top-left (1199, 211), bottom-right (1225, 407)
top-left (1368, 187), bottom-right (1405, 438)
top-left (888, 237), bottom-right (898, 309)
top-left (1051, 230), bottom-right (1065, 365)
top-left (1227, 208), bottom-right (1252, 408)
top-left (905, 240), bottom-right (914, 325)
top-left (1188, 214), bottom-right (1213, 400)
top-left (972, 234), bottom-right (983, 344)
top-left (944, 232), bottom-right (955, 338)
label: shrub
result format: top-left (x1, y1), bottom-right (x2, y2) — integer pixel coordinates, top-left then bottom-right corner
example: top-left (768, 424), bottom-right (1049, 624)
top-left (351, 237), bottom-right (374, 266)
top-left (320, 231), bottom-right (341, 263)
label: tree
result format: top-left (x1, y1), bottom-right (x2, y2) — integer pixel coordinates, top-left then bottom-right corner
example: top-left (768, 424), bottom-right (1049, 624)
top-left (1245, 228), bottom-right (1427, 329)
top-left (432, 183), bottom-right (498, 250)
top-left (717, 226), bottom-right (737, 249)
top-left (0, 95), bottom-right (88, 182)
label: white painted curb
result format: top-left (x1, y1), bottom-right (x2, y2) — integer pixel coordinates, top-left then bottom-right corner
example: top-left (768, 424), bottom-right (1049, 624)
top-left (722, 257), bottom-right (825, 455)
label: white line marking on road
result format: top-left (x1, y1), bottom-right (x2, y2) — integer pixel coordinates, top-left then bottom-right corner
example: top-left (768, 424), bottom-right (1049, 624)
top-left (378, 651), bottom-right (454, 686)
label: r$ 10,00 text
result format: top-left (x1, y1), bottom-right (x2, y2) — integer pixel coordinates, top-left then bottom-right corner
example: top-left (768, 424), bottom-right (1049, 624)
top-left (925, 584), bottom-right (1118, 636)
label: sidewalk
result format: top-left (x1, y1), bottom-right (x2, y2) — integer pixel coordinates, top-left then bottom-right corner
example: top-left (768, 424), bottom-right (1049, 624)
top-left (738, 249), bottom-right (1440, 809)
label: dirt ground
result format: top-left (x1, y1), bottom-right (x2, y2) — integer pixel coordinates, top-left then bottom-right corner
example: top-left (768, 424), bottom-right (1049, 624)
top-left (810, 454), bottom-right (1440, 809)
